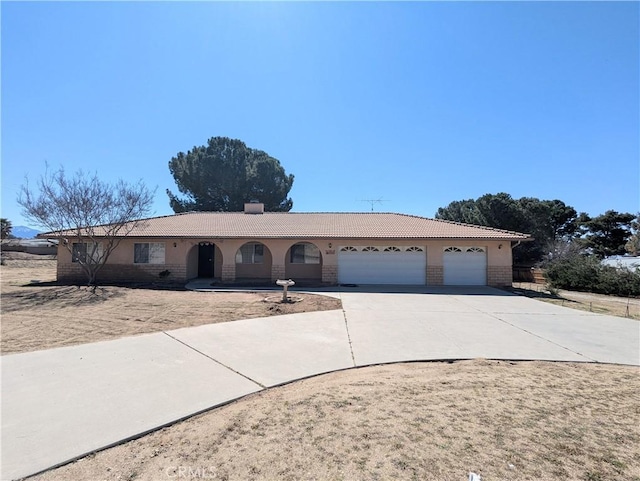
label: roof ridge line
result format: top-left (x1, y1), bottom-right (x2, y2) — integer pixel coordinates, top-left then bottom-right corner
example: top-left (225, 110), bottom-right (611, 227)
top-left (430, 216), bottom-right (532, 237)
top-left (177, 211), bottom-right (410, 215)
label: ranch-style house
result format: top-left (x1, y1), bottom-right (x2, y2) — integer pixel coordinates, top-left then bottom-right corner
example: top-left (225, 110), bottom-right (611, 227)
top-left (44, 203), bottom-right (532, 287)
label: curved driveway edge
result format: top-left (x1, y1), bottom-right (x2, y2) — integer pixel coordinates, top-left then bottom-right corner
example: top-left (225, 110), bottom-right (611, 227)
top-left (2, 286), bottom-right (638, 480)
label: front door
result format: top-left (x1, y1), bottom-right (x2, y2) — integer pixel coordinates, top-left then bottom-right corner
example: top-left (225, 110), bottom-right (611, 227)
top-left (198, 244), bottom-right (215, 278)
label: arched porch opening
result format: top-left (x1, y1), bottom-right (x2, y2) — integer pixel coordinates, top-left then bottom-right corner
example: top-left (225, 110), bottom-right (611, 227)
top-left (235, 241), bottom-right (272, 282)
top-left (186, 242), bottom-right (223, 279)
top-left (285, 242), bottom-right (323, 283)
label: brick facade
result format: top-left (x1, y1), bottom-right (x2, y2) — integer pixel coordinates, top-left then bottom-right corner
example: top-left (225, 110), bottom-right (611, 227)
top-left (271, 264), bottom-right (286, 281)
top-left (322, 265), bottom-right (338, 284)
top-left (487, 266), bottom-right (512, 287)
top-left (221, 264), bottom-right (235, 282)
top-left (426, 266), bottom-right (443, 286)
top-left (57, 263), bottom-right (186, 284)
top-left (53, 236), bottom-right (517, 288)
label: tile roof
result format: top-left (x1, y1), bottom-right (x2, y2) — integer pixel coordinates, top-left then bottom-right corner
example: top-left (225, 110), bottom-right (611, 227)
top-left (42, 212), bottom-right (532, 240)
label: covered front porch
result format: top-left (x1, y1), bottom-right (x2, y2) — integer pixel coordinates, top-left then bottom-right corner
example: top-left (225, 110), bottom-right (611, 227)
top-left (185, 239), bottom-right (335, 285)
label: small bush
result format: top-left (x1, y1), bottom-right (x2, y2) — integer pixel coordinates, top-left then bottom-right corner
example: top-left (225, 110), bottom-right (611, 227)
top-left (544, 255), bottom-right (640, 297)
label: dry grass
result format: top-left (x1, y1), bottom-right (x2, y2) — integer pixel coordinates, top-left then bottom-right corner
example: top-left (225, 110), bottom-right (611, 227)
top-left (0, 253), bottom-right (341, 355)
top-left (30, 360), bottom-right (640, 481)
top-left (510, 282), bottom-right (640, 320)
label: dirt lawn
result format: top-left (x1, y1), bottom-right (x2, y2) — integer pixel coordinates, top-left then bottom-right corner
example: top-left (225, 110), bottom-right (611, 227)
top-left (0, 252), bottom-right (342, 355)
top-left (29, 360), bottom-right (640, 481)
top-left (509, 282), bottom-right (640, 320)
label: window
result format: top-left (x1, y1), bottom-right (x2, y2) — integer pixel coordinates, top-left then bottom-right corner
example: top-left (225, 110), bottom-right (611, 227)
top-left (290, 243), bottom-right (320, 264)
top-left (134, 243), bottom-right (165, 264)
top-left (444, 246), bottom-right (462, 252)
top-left (406, 246), bottom-right (424, 252)
top-left (340, 246), bottom-right (357, 252)
top-left (72, 242), bottom-right (102, 263)
top-left (384, 246), bottom-right (401, 252)
top-left (466, 247), bottom-right (485, 253)
top-left (236, 243), bottom-right (264, 264)
top-left (72, 243), bottom-right (87, 263)
top-left (362, 246), bottom-right (379, 252)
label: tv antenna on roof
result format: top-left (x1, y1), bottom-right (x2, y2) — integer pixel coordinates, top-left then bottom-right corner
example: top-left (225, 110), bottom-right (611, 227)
top-left (360, 198), bottom-right (390, 212)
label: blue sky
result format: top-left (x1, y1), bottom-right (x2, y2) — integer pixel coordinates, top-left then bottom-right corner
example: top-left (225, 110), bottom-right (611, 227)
top-left (2, 1), bottom-right (638, 229)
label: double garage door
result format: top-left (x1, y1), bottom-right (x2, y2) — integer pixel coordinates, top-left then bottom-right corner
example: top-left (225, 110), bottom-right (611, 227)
top-left (338, 245), bottom-right (487, 285)
top-left (338, 246), bottom-right (426, 285)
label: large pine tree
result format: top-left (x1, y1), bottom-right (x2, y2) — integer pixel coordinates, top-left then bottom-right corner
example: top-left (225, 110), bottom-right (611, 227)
top-left (167, 137), bottom-right (294, 213)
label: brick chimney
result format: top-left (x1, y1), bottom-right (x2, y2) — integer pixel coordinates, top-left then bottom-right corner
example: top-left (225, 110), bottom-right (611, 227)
top-left (244, 201), bottom-right (264, 214)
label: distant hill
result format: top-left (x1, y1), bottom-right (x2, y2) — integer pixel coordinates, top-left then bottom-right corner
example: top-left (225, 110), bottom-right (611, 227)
top-left (11, 226), bottom-right (41, 239)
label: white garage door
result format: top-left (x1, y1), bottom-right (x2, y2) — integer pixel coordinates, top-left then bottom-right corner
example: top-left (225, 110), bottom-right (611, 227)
top-left (443, 246), bottom-right (487, 285)
top-left (338, 246), bottom-right (426, 285)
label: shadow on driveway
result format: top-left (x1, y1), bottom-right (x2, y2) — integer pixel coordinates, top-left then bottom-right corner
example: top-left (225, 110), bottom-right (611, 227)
top-left (186, 278), bottom-right (515, 296)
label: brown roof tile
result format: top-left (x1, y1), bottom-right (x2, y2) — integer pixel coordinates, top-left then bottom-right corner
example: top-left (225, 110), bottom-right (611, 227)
top-left (43, 212), bottom-right (532, 240)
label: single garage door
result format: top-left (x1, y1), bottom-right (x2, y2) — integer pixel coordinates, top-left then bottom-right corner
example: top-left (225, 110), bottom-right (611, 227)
top-left (443, 246), bottom-right (487, 285)
top-left (338, 246), bottom-right (426, 285)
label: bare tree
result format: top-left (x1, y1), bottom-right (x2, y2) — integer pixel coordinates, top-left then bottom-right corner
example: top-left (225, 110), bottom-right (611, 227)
top-left (541, 237), bottom-right (585, 264)
top-left (0, 218), bottom-right (12, 239)
top-left (18, 166), bottom-right (155, 286)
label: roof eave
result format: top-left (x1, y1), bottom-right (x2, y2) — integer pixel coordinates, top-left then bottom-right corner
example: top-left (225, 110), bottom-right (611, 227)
top-left (48, 233), bottom-right (533, 241)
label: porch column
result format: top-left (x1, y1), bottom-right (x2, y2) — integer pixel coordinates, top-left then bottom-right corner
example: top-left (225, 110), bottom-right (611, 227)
top-left (218, 240), bottom-right (242, 283)
top-left (271, 264), bottom-right (285, 281)
top-left (268, 241), bottom-right (288, 281)
top-left (221, 263), bottom-right (236, 282)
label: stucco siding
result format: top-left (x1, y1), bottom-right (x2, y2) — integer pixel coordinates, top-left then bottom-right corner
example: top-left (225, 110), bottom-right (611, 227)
top-left (285, 263), bottom-right (322, 281)
top-left (53, 237), bottom-right (516, 286)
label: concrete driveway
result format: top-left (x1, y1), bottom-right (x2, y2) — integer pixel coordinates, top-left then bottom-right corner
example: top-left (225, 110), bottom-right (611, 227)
top-left (337, 286), bottom-right (639, 366)
top-left (2, 286), bottom-right (639, 480)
